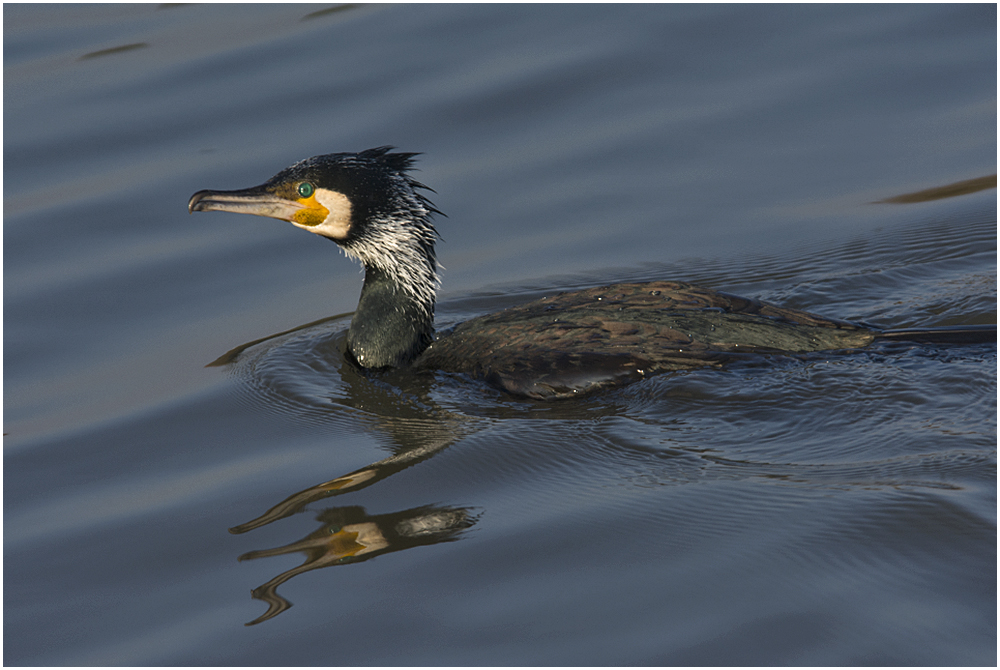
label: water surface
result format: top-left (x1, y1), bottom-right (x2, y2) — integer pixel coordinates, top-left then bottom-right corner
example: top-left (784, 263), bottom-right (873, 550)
top-left (4, 4), bottom-right (996, 665)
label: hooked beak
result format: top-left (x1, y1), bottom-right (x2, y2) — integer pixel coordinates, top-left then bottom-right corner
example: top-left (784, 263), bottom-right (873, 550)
top-left (188, 186), bottom-right (305, 222)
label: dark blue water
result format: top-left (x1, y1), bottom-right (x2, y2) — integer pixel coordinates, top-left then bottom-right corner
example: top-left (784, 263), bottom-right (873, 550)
top-left (5, 4), bottom-right (996, 665)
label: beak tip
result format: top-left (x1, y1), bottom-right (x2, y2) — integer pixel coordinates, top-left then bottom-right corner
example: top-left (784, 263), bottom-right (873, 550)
top-left (188, 190), bottom-right (206, 214)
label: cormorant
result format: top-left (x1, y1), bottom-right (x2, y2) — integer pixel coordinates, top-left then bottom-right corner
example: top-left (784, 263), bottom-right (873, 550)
top-left (189, 147), bottom-right (993, 399)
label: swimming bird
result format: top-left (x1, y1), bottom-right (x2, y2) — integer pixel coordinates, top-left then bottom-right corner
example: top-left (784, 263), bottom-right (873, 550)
top-left (188, 147), bottom-right (993, 399)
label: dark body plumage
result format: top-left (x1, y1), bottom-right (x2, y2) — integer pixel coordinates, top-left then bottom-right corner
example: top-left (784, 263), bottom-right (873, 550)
top-left (415, 281), bottom-right (875, 398)
top-left (189, 148), bottom-right (994, 399)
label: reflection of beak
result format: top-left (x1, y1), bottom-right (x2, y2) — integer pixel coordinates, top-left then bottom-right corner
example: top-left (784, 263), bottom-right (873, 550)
top-left (188, 186), bottom-right (304, 223)
top-left (328, 522), bottom-right (389, 559)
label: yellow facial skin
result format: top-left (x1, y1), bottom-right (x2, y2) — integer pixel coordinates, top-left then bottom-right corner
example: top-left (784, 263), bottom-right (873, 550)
top-left (292, 192), bottom-right (330, 227)
top-left (268, 182), bottom-right (330, 228)
top-left (290, 185), bottom-right (353, 239)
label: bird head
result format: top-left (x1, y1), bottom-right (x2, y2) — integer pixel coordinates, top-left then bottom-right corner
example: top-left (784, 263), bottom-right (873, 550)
top-left (188, 146), bottom-right (437, 244)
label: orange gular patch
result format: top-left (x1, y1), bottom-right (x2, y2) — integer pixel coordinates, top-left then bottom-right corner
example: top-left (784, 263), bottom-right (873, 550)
top-left (292, 194), bottom-right (330, 227)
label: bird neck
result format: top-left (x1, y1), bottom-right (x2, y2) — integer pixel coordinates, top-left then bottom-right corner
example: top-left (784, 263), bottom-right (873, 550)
top-left (347, 264), bottom-right (434, 368)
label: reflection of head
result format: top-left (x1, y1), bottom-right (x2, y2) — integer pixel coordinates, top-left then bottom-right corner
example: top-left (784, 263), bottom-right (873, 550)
top-left (239, 504), bottom-right (478, 625)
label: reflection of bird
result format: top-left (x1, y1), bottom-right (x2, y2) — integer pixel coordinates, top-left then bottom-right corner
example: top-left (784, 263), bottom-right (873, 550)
top-left (189, 147), bottom-right (994, 399)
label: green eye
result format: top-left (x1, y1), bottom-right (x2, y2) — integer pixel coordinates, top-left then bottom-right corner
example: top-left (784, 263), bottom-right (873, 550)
top-left (298, 182), bottom-right (315, 198)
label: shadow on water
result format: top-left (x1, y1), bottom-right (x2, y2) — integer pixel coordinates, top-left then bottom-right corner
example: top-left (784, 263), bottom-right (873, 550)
top-left (873, 174), bottom-right (996, 204)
